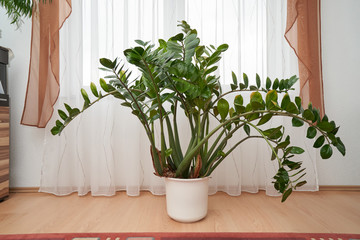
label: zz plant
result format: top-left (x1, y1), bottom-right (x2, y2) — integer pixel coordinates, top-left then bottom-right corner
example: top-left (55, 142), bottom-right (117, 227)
top-left (51, 21), bottom-right (345, 202)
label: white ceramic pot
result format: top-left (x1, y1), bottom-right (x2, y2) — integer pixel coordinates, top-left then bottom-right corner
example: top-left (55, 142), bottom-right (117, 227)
top-left (164, 177), bottom-right (209, 223)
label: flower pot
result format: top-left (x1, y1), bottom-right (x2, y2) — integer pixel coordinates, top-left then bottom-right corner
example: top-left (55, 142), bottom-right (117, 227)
top-left (164, 177), bottom-right (209, 223)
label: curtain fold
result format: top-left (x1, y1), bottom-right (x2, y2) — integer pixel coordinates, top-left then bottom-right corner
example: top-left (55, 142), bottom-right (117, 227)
top-left (285, 0), bottom-right (324, 116)
top-left (21, 0), bottom-right (72, 128)
top-left (40, 0), bottom-right (319, 197)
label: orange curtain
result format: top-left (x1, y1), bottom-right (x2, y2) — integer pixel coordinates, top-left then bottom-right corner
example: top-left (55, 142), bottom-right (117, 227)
top-left (285, 0), bottom-right (324, 116)
top-left (21, 0), bottom-right (72, 128)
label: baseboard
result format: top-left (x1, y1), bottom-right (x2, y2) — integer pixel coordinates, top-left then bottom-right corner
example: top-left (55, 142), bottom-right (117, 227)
top-left (319, 185), bottom-right (360, 191)
top-left (10, 187), bottom-right (39, 193)
top-left (9, 185), bottom-right (360, 193)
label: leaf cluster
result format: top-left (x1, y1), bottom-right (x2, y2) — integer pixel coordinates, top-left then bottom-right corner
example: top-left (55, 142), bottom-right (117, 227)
top-left (51, 20), bottom-right (345, 202)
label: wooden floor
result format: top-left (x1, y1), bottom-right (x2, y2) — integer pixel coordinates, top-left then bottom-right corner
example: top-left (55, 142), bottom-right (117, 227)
top-left (0, 191), bottom-right (359, 234)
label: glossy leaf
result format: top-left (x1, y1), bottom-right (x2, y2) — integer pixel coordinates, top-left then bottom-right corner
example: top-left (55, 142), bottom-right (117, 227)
top-left (281, 93), bottom-right (291, 110)
top-left (100, 78), bottom-right (109, 92)
top-left (303, 109), bottom-right (315, 121)
top-left (90, 82), bottom-right (99, 97)
top-left (281, 188), bottom-right (292, 202)
top-left (266, 90), bottom-right (278, 105)
top-left (320, 144), bottom-right (333, 159)
top-left (256, 74), bottom-right (261, 89)
top-left (81, 88), bottom-right (90, 103)
top-left (272, 78), bottom-right (279, 90)
top-left (306, 126), bottom-right (317, 139)
top-left (257, 113), bottom-right (273, 126)
top-left (317, 121), bottom-right (335, 133)
top-left (295, 96), bottom-right (302, 110)
top-left (244, 124), bottom-right (250, 136)
top-left (286, 102), bottom-right (299, 114)
top-left (335, 137), bottom-right (346, 156)
top-left (217, 98), bottom-right (229, 120)
top-left (243, 73), bottom-right (249, 88)
top-left (217, 43), bottom-right (229, 52)
top-left (99, 58), bottom-right (114, 69)
top-left (232, 71), bottom-right (237, 85)
top-left (295, 180), bottom-right (307, 189)
top-left (58, 110), bottom-right (68, 121)
top-left (313, 135), bottom-right (325, 148)
top-left (290, 146), bottom-right (305, 154)
top-left (292, 117), bottom-right (304, 127)
top-left (266, 77), bottom-right (271, 90)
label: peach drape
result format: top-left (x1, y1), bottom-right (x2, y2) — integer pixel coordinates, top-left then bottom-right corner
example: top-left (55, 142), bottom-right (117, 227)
top-left (285, 0), bottom-right (324, 116)
top-left (21, 0), bottom-right (72, 128)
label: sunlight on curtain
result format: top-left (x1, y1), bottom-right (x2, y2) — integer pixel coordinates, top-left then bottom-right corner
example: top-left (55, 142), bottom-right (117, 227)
top-left (40, 0), bottom-right (319, 197)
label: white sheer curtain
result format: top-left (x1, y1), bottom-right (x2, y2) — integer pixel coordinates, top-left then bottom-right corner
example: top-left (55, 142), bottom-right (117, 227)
top-left (40, 0), bottom-right (319, 197)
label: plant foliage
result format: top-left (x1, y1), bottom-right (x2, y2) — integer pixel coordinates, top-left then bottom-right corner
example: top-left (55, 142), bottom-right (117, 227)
top-left (51, 21), bottom-right (345, 202)
top-left (0, 0), bottom-right (52, 28)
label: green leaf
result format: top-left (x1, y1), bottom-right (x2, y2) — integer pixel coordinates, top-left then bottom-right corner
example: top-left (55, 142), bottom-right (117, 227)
top-left (239, 83), bottom-right (246, 90)
top-left (281, 188), bottom-right (292, 202)
top-left (159, 39), bottom-right (167, 49)
top-left (272, 78), bottom-right (279, 90)
top-left (250, 91), bottom-right (263, 103)
top-left (99, 58), bottom-right (115, 69)
top-left (64, 103), bottom-right (72, 113)
top-left (265, 90), bottom-right (278, 105)
top-left (51, 126), bottom-right (60, 135)
top-left (217, 98), bottom-right (229, 120)
top-left (306, 126), bottom-right (317, 139)
top-left (244, 124), bottom-right (250, 136)
top-left (170, 33), bottom-right (184, 41)
top-left (286, 102), bottom-right (299, 114)
top-left (165, 148), bottom-right (173, 157)
top-left (281, 93), bottom-right (291, 110)
top-left (232, 71), bottom-right (238, 85)
top-left (295, 180), bottom-right (307, 189)
top-left (121, 102), bottom-right (132, 108)
top-left (303, 109), bottom-right (315, 121)
top-left (320, 144), bottom-right (333, 159)
top-left (100, 78), bottom-right (109, 92)
top-left (279, 79), bottom-right (285, 91)
top-left (290, 146), bottom-right (305, 154)
top-left (230, 84), bottom-right (238, 91)
top-left (204, 66), bottom-right (218, 75)
top-left (243, 73), bottom-right (249, 88)
top-left (313, 135), bottom-right (325, 148)
top-left (295, 96), bottom-right (302, 110)
top-left (262, 126), bottom-right (283, 140)
top-left (80, 88), bottom-right (90, 103)
top-left (288, 75), bottom-right (298, 88)
top-left (335, 137), bottom-right (346, 156)
top-left (317, 121), bottom-right (335, 133)
top-left (58, 110), bottom-right (68, 121)
top-left (90, 82), bottom-right (99, 97)
top-left (292, 117), bottom-right (304, 127)
top-left (266, 77), bottom-right (271, 90)
top-left (55, 120), bottom-right (63, 127)
top-left (217, 43), bottom-right (229, 52)
top-left (257, 113), bottom-right (273, 126)
top-left (234, 94), bottom-right (243, 109)
top-left (256, 74), bottom-right (261, 89)
top-left (69, 108), bottom-right (80, 117)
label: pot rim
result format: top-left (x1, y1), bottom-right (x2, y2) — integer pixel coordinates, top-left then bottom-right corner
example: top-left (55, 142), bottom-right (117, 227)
top-left (163, 176), bottom-right (210, 182)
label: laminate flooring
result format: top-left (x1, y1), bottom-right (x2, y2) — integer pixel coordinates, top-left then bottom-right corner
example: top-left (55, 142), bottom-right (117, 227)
top-left (0, 191), bottom-right (359, 234)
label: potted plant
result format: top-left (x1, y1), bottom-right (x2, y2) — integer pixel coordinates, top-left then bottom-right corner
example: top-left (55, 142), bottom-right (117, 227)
top-left (51, 21), bottom-right (345, 222)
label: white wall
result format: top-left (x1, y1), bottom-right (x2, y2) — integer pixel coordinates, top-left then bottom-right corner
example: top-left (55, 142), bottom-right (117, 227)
top-left (0, 9), bottom-right (44, 187)
top-left (319, 0), bottom-right (360, 185)
top-left (0, 0), bottom-right (359, 188)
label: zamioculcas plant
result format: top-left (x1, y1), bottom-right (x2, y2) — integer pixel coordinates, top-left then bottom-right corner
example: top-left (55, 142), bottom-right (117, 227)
top-left (51, 21), bottom-right (345, 202)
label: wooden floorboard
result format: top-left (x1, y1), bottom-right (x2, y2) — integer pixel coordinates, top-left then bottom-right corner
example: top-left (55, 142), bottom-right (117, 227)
top-left (0, 191), bottom-right (359, 234)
